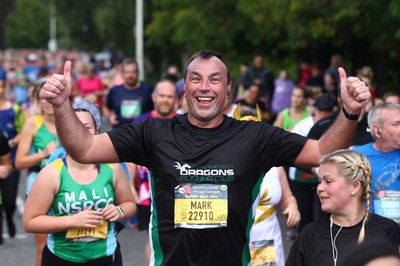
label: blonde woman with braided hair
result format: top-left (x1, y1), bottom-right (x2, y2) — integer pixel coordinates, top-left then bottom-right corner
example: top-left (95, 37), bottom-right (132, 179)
top-left (286, 149), bottom-right (400, 266)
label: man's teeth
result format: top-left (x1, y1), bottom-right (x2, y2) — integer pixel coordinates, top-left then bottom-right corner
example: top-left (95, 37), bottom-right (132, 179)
top-left (197, 97), bottom-right (212, 101)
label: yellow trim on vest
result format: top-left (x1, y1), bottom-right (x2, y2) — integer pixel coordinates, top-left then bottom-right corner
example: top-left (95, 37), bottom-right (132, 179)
top-left (254, 186), bottom-right (276, 224)
top-left (254, 206), bottom-right (276, 224)
top-left (52, 159), bottom-right (64, 174)
top-left (106, 163), bottom-right (114, 169)
top-left (33, 115), bottom-right (43, 130)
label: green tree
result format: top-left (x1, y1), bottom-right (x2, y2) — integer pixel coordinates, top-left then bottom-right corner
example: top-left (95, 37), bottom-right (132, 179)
top-left (0, 0), bottom-right (15, 49)
top-left (145, 0), bottom-right (400, 91)
top-left (5, 0), bottom-right (50, 48)
top-left (56, 1), bottom-right (103, 50)
top-left (3, 0), bottom-right (400, 90)
top-left (94, 0), bottom-right (136, 54)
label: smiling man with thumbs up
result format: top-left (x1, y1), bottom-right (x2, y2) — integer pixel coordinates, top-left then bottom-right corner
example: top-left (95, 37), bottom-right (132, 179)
top-left (41, 50), bottom-right (370, 266)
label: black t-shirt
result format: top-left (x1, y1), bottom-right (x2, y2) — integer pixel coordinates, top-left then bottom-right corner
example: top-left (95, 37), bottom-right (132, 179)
top-left (286, 214), bottom-right (400, 266)
top-left (0, 132), bottom-right (10, 156)
top-left (308, 111), bottom-right (373, 146)
top-left (108, 114), bottom-right (307, 265)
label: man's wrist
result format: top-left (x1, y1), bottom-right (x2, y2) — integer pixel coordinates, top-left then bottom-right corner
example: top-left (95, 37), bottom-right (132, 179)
top-left (342, 106), bottom-right (360, 121)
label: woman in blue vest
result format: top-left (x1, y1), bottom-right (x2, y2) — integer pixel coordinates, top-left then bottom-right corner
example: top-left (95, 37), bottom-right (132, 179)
top-left (0, 79), bottom-right (25, 240)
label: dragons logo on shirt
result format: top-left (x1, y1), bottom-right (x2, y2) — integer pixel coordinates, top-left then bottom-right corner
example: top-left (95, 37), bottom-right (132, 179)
top-left (174, 162), bottom-right (191, 175)
top-left (174, 161), bottom-right (235, 182)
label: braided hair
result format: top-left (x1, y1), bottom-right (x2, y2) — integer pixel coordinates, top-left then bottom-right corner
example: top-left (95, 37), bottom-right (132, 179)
top-left (319, 149), bottom-right (372, 243)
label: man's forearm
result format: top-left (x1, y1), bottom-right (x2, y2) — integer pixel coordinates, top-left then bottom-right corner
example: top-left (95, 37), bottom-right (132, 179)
top-left (53, 101), bottom-right (93, 163)
top-left (317, 108), bottom-right (358, 155)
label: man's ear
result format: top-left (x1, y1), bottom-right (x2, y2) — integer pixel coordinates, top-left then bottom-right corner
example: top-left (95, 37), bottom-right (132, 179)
top-left (151, 92), bottom-right (156, 102)
top-left (372, 125), bottom-right (381, 138)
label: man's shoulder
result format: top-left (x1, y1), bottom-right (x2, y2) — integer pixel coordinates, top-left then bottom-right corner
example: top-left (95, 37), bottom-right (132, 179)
top-left (138, 82), bottom-right (153, 90)
top-left (352, 142), bottom-right (374, 152)
top-left (109, 84), bottom-right (125, 92)
top-left (133, 112), bottom-right (153, 123)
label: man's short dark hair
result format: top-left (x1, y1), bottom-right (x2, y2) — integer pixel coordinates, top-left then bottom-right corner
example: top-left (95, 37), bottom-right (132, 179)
top-left (121, 58), bottom-right (139, 72)
top-left (383, 91), bottom-right (400, 102)
top-left (184, 50), bottom-right (231, 83)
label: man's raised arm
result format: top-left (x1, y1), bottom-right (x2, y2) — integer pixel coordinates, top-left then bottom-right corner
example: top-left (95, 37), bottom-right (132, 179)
top-left (41, 61), bottom-right (119, 164)
top-left (295, 67), bottom-right (371, 166)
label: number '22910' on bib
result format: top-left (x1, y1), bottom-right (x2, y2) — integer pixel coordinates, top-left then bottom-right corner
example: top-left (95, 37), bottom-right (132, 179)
top-left (174, 183), bottom-right (228, 229)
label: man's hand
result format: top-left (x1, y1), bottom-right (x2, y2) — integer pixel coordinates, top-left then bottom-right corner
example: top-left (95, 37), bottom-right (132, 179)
top-left (339, 67), bottom-right (371, 115)
top-left (41, 61), bottom-right (72, 107)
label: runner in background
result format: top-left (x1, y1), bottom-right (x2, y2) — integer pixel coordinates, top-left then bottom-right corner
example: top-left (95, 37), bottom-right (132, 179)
top-left (15, 78), bottom-right (58, 266)
top-left (233, 106), bottom-right (300, 266)
top-left (23, 100), bottom-right (136, 265)
top-left (76, 63), bottom-right (106, 108)
top-left (104, 58), bottom-right (153, 128)
top-left (353, 103), bottom-right (400, 226)
top-left (0, 131), bottom-right (12, 247)
top-left (0, 79), bottom-right (25, 240)
top-left (288, 94), bottom-right (335, 234)
top-left (132, 79), bottom-right (177, 264)
top-left (274, 86), bottom-right (310, 131)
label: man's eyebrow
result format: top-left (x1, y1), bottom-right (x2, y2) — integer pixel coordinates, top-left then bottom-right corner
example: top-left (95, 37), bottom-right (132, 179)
top-left (189, 71), bottom-right (201, 77)
top-left (188, 71), bottom-right (222, 78)
top-left (209, 72), bottom-right (222, 78)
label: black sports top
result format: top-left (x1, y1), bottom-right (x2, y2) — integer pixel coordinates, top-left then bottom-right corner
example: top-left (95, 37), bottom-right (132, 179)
top-left (108, 114), bottom-right (306, 266)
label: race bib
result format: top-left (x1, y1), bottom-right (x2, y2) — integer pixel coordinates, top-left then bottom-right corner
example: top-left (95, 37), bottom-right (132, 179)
top-left (250, 240), bottom-right (277, 266)
top-left (174, 183), bottom-right (228, 229)
top-left (120, 99), bottom-right (141, 119)
top-left (65, 220), bottom-right (108, 242)
top-left (374, 190), bottom-right (400, 225)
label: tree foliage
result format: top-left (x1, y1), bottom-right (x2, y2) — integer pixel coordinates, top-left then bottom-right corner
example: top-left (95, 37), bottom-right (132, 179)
top-left (5, 0), bottom-right (50, 48)
top-left (2, 0), bottom-right (400, 90)
top-left (145, 0), bottom-right (400, 90)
